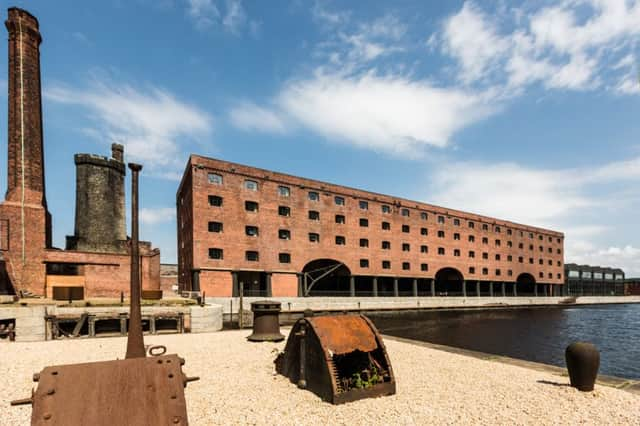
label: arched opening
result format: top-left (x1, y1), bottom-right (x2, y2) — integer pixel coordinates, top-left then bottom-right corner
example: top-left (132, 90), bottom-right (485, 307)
top-left (0, 261), bottom-right (15, 295)
top-left (516, 273), bottom-right (536, 296)
top-left (434, 267), bottom-right (464, 296)
top-left (302, 259), bottom-right (351, 297)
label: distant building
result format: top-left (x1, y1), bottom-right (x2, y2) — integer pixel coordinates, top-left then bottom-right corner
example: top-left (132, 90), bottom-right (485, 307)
top-left (564, 263), bottom-right (625, 296)
top-left (176, 154), bottom-right (566, 298)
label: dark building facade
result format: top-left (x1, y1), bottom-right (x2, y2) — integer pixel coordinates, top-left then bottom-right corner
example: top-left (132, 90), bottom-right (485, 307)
top-left (177, 155), bottom-right (566, 298)
top-left (564, 263), bottom-right (625, 296)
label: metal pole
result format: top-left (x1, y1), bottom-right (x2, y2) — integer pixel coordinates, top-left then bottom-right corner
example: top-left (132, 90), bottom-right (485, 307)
top-left (462, 280), bottom-right (467, 297)
top-left (476, 281), bottom-right (480, 297)
top-left (349, 276), bottom-right (355, 297)
top-left (239, 281), bottom-right (244, 329)
top-left (430, 279), bottom-right (435, 297)
top-left (393, 278), bottom-right (399, 297)
top-left (125, 163), bottom-right (145, 359)
top-left (412, 279), bottom-right (418, 297)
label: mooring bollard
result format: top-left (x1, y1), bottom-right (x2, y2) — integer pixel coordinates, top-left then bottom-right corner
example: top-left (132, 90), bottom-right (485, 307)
top-left (247, 300), bottom-right (285, 342)
top-left (566, 342), bottom-right (600, 391)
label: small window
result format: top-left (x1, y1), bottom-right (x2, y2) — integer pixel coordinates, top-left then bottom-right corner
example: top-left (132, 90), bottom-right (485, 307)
top-left (381, 205), bottom-right (391, 214)
top-left (539, 259), bottom-right (544, 265)
top-left (402, 225), bottom-right (410, 233)
top-left (507, 255), bottom-right (513, 262)
top-left (539, 246), bottom-right (543, 252)
top-left (548, 272), bottom-right (553, 279)
top-left (360, 259), bottom-right (369, 268)
top-left (208, 173), bottom-right (223, 185)
top-left (359, 200), bottom-right (368, 210)
top-left (402, 243), bottom-right (410, 252)
top-left (278, 186), bottom-right (290, 197)
top-left (507, 229), bottom-right (512, 236)
top-left (244, 180), bottom-right (258, 191)
top-left (246, 251), bottom-right (259, 261)
top-left (482, 252), bottom-right (488, 259)
top-left (209, 195), bottom-right (223, 206)
top-left (335, 214), bottom-right (345, 224)
top-left (548, 247), bottom-right (552, 253)
top-left (529, 244), bottom-right (534, 250)
top-left (420, 245), bottom-right (428, 253)
top-left (359, 218), bottom-right (369, 227)
top-left (529, 258), bottom-right (534, 264)
top-left (453, 218), bottom-right (460, 226)
top-left (382, 241), bottom-right (391, 250)
top-left (508, 270), bottom-right (513, 276)
top-left (482, 224), bottom-right (488, 231)
top-left (278, 206), bottom-right (291, 216)
top-left (421, 227), bottom-right (428, 236)
top-left (420, 212), bottom-right (427, 220)
top-left (468, 235), bottom-right (475, 242)
top-left (279, 229), bottom-right (290, 240)
top-left (309, 210), bottom-right (320, 220)
top-left (279, 253), bottom-right (291, 263)
top-left (539, 272), bottom-right (544, 278)
top-left (496, 269), bottom-right (501, 276)
top-left (245, 226), bottom-right (259, 237)
top-left (309, 233), bottom-right (320, 243)
top-left (469, 267), bottom-right (475, 274)
top-left (438, 247), bottom-right (445, 255)
top-left (454, 233), bottom-right (460, 240)
top-left (518, 256), bottom-right (523, 263)
top-left (495, 226), bottom-right (501, 233)
top-left (402, 262), bottom-right (410, 270)
top-left (539, 235), bottom-right (543, 241)
top-left (245, 201), bottom-right (259, 212)
top-left (454, 249), bottom-right (460, 257)
top-left (469, 251), bottom-right (475, 258)
top-left (209, 248), bottom-right (223, 259)
top-left (518, 243), bottom-right (524, 249)
top-left (382, 261), bottom-right (391, 269)
top-left (437, 230), bottom-right (445, 238)
top-left (482, 268), bottom-right (488, 275)
top-left (401, 208), bottom-right (410, 217)
top-left (208, 221), bottom-right (223, 232)
top-left (557, 249), bottom-right (562, 254)
top-left (335, 236), bottom-right (346, 245)
top-left (557, 261), bottom-right (561, 267)
top-left (529, 232), bottom-right (534, 238)
top-left (308, 191), bottom-right (319, 201)
top-left (438, 215), bottom-right (445, 224)
top-left (468, 221), bottom-right (475, 228)
top-left (495, 239), bottom-right (501, 247)
top-left (557, 238), bottom-right (561, 243)
top-left (382, 222), bottom-right (391, 230)
top-left (557, 273), bottom-right (562, 279)
top-left (548, 259), bottom-right (553, 266)
top-left (421, 263), bottom-right (428, 271)
top-left (482, 237), bottom-right (488, 244)
top-left (507, 241), bottom-right (513, 247)
top-left (360, 238), bottom-right (369, 248)
top-left (334, 196), bottom-right (345, 206)
top-left (495, 254), bottom-right (501, 261)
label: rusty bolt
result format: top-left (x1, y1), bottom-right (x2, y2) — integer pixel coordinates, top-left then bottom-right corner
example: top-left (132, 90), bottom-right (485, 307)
top-left (157, 359), bottom-right (163, 364)
top-left (170, 395), bottom-right (177, 399)
top-left (168, 373), bottom-right (174, 378)
top-left (33, 373), bottom-right (40, 382)
top-left (173, 416), bottom-right (180, 424)
top-left (43, 413), bottom-right (51, 420)
top-left (51, 371), bottom-right (58, 376)
top-left (46, 388), bottom-right (55, 395)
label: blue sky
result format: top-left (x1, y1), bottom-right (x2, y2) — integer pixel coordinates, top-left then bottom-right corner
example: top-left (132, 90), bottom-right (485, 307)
top-left (1, 0), bottom-right (639, 274)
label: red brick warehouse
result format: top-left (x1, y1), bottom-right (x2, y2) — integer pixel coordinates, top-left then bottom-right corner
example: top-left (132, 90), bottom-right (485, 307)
top-left (177, 155), bottom-right (566, 298)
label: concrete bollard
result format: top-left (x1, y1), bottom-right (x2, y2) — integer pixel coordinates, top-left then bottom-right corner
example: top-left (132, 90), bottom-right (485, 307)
top-left (565, 342), bottom-right (600, 391)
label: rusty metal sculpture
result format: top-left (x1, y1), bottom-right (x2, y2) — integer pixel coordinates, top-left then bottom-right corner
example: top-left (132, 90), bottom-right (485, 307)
top-left (275, 314), bottom-right (396, 404)
top-left (11, 163), bottom-right (199, 425)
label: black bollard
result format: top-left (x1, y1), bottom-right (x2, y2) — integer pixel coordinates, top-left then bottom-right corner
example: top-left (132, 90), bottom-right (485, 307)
top-left (565, 342), bottom-right (600, 391)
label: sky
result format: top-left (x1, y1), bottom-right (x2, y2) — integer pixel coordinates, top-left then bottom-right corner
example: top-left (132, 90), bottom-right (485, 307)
top-left (1, 0), bottom-right (639, 275)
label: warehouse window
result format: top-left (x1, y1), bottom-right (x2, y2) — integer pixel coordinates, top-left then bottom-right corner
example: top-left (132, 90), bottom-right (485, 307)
top-left (208, 173), bottom-right (223, 185)
top-left (518, 243), bottom-right (524, 249)
top-left (454, 249), bottom-right (460, 257)
top-left (539, 246), bottom-right (543, 252)
top-left (359, 200), bottom-right (368, 210)
top-left (507, 255), bottom-right (513, 262)
top-left (401, 208), bottom-right (410, 217)
top-left (245, 201), bottom-right (259, 212)
top-left (495, 254), bottom-right (501, 261)
top-left (245, 226), bottom-right (259, 237)
top-left (539, 259), bottom-right (544, 265)
top-left (496, 269), bottom-right (501, 276)
top-left (437, 230), bottom-right (445, 238)
top-left (421, 245), bottom-right (428, 253)
top-left (469, 267), bottom-right (475, 274)
top-left (309, 210), bottom-right (320, 220)
top-left (495, 226), bottom-right (501, 233)
top-left (244, 180), bottom-right (258, 191)
top-left (468, 221), bottom-right (475, 228)
top-left (469, 235), bottom-right (475, 242)
top-left (482, 252), bottom-right (488, 259)
top-left (539, 272), bottom-right (544, 278)
top-left (335, 214), bottom-right (345, 224)
top-left (335, 236), bottom-right (346, 245)
top-left (308, 191), bottom-right (319, 201)
top-left (453, 218), bottom-right (460, 226)
top-left (454, 233), bottom-right (460, 240)
top-left (382, 221), bottom-right (391, 230)
top-left (529, 258), bottom-right (534, 264)
top-left (359, 218), bottom-right (369, 227)
top-left (335, 196), bottom-right (345, 206)
top-left (420, 212), bottom-right (428, 220)
top-left (421, 228), bottom-right (428, 236)
top-left (360, 238), bottom-right (369, 248)
top-left (402, 225), bottom-right (410, 233)
top-left (482, 224), bottom-right (488, 231)
top-left (402, 243), bottom-right (410, 252)
top-left (360, 259), bottom-right (369, 268)
top-left (507, 229), bottom-right (512, 235)
top-left (279, 229), bottom-right (290, 240)
top-left (482, 237), bottom-right (488, 244)
top-left (208, 221), bottom-right (223, 232)
top-left (278, 186), bottom-right (290, 197)
top-left (309, 233), bottom-right (319, 243)
top-left (518, 256), bottom-right (523, 263)
top-left (438, 215), bottom-right (445, 224)
top-left (208, 195), bottom-right (223, 207)
top-left (508, 270), bottom-right (513, 276)
top-left (382, 205), bottom-right (391, 214)
top-left (402, 262), bottom-right (410, 270)
top-left (438, 247), bottom-right (445, 255)
top-left (495, 240), bottom-right (501, 247)
top-left (507, 241), bottom-right (513, 247)
top-left (382, 241), bottom-right (391, 249)
top-left (279, 253), bottom-right (291, 263)
top-left (278, 206), bottom-right (290, 216)
top-left (382, 261), bottom-right (391, 269)
top-left (482, 268), bottom-right (488, 275)
top-left (209, 248), bottom-right (223, 259)
top-left (469, 251), bottom-right (475, 258)
top-left (246, 251), bottom-right (259, 261)
top-left (421, 263), bottom-right (429, 271)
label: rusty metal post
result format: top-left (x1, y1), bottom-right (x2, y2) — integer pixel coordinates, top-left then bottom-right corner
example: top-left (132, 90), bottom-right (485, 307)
top-left (126, 163), bottom-right (146, 359)
top-left (297, 322), bottom-right (307, 389)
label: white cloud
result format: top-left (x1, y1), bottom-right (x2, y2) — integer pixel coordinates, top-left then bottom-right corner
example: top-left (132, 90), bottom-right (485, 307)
top-left (276, 73), bottom-right (497, 154)
top-left (186, 0), bottom-right (220, 30)
top-left (222, 0), bottom-right (247, 35)
top-left (229, 102), bottom-right (287, 133)
top-left (45, 79), bottom-right (212, 179)
top-left (140, 207), bottom-right (176, 225)
top-left (568, 245), bottom-right (640, 276)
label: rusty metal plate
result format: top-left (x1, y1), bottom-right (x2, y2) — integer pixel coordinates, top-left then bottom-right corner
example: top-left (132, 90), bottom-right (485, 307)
top-left (307, 315), bottom-right (377, 355)
top-left (30, 354), bottom-right (189, 426)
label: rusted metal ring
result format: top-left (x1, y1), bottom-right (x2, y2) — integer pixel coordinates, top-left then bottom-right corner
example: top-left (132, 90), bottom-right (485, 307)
top-left (148, 345), bottom-right (167, 356)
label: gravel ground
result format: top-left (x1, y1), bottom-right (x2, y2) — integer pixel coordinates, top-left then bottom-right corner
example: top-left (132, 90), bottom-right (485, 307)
top-left (1, 330), bottom-right (639, 425)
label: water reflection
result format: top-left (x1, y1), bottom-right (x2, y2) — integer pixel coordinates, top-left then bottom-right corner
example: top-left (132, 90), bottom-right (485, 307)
top-left (368, 304), bottom-right (640, 380)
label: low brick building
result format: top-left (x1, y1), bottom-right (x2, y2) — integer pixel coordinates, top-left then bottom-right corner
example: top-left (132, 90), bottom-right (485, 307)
top-left (0, 8), bottom-right (160, 298)
top-left (177, 155), bottom-right (566, 298)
